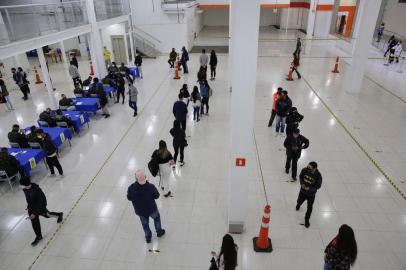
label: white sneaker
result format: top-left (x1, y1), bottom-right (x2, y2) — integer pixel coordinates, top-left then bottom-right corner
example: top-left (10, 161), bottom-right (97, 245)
top-left (179, 162), bottom-right (185, 167)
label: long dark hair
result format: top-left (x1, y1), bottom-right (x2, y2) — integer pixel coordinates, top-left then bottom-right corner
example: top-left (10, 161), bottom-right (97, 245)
top-left (219, 234), bottom-right (237, 270)
top-left (191, 86), bottom-right (200, 102)
top-left (211, 50), bottom-right (216, 58)
top-left (158, 140), bottom-right (170, 158)
top-left (336, 224), bottom-right (357, 265)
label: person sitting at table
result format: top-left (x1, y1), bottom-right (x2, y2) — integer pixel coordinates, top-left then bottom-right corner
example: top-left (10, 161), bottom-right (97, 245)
top-left (8, 124), bottom-right (30, 148)
top-left (38, 130), bottom-right (64, 177)
top-left (27, 126), bottom-right (42, 145)
top-left (94, 77), bottom-right (110, 118)
top-left (0, 147), bottom-right (25, 178)
top-left (119, 62), bottom-right (130, 78)
top-left (108, 62), bottom-right (119, 74)
top-left (39, 108), bottom-right (57, 127)
top-left (73, 84), bottom-right (86, 97)
top-left (55, 109), bottom-right (74, 130)
top-left (59, 94), bottom-right (75, 110)
top-left (82, 76), bottom-right (92, 87)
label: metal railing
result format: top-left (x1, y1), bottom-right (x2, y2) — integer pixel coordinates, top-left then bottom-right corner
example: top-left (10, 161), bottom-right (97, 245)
top-left (0, 1), bottom-right (87, 45)
top-left (131, 30), bottom-right (160, 58)
top-left (94, 0), bottom-right (130, 21)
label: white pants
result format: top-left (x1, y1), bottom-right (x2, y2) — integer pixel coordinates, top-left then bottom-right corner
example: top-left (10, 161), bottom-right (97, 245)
top-left (159, 163), bottom-right (171, 192)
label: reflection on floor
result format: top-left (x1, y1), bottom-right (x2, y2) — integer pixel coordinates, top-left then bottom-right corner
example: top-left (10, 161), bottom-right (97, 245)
top-left (0, 29), bottom-right (405, 270)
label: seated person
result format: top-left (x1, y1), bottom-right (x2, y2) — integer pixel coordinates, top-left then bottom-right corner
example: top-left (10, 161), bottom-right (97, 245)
top-left (27, 126), bottom-right (42, 144)
top-left (8, 124), bottom-right (30, 148)
top-left (73, 84), bottom-right (86, 97)
top-left (59, 94), bottom-right (75, 110)
top-left (101, 76), bottom-right (113, 86)
top-left (0, 147), bottom-right (25, 178)
top-left (82, 76), bottom-right (92, 87)
top-left (119, 63), bottom-right (129, 77)
top-left (88, 83), bottom-right (98, 96)
top-left (55, 109), bottom-right (74, 129)
top-left (39, 108), bottom-right (57, 127)
top-left (108, 62), bottom-right (119, 74)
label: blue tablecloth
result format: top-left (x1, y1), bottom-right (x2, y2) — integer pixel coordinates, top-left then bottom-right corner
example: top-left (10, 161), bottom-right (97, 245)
top-left (7, 148), bottom-right (45, 177)
top-left (72, 98), bottom-right (99, 114)
top-left (129, 67), bottom-right (139, 79)
top-left (62, 111), bottom-right (90, 133)
top-left (85, 84), bottom-right (117, 95)
top-left (25, 127), bottom-right (72, 149)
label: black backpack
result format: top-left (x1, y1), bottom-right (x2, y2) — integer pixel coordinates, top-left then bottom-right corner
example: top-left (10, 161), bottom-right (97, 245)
top-left (148, 150), bottom-right (159, 177)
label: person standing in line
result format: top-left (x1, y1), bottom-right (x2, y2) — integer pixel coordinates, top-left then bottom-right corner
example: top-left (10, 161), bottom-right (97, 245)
top-left (211, 234), bottom-right (238, 270)
top-left (38, 130), bottom-right (63, 177)
top-left (128, 81), bottom-right (138, 117)
top-left (296, 161), bottom-right (322, 228)
top-left (267, 87), bottom-right (282, 127)
top-left (170, 120), bottom-right (187, 167)
top-left (0, 79), bottom-right (14, 110)
top-left (199, 49), bottom-right (209, 73)
top-left (152, 140), bottom-right (174, 197)
top-left (180, 46), bottom-right (189, 74)
top-left (20, 177), bottom-right (63, 246)
top-left (209, 50), bottom-right (218, 80)
top-left (274, 91), bottom-right (291, 137)
top-left (103, 46), bottom-right (112, 68)
top-left (191, 86), bottom-right (201, 122)
top-left (290, 53), bottom-right (302, 79)
top-left (285, 107), bottom-right (304, 136)
top-left (127, 170), bottom-right (166, 243)
top-left (324, 224), bottom-right (358, 270)
top-left (93, 77), bottom-right (110, 118)
top-left (11, 68), bottom-right (28, 100)
top-left (384, 35), bottom-right (397, 57)
top-left (116, 75), bottom-right (125, 104)
top-left (376, 23), bottom-right (385, 43)
top-left (179, 84), bottom-right (190, 106)
top-left (70, 53), bottom-right (79, 69)
top-left (134, 53), bottom-right (143, 79)
top-left (173, 93), bottom-right (188, 131)
top-left (393, 41), bottom-right (403, 63)
top-left (68, 61), bottom-right (82, 87)
top-left (284, 129), bottom-right (309, 181)
top-left (199, 79), bottom-right (210, 115)
top-left (168, 48), bottom-right (177, 68)
top-left (294, 37), bottom-right (302, 59)
top-left (17, 67), bottom-right (31, 94)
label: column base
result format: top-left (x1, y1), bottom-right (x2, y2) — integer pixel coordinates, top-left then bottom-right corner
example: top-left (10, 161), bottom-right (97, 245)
top-left (228, 222), bottom-right (244, 234)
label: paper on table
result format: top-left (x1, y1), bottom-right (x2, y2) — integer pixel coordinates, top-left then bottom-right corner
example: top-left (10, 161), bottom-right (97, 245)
top-left (76, 102), bottom-right (83, 105)
top-left (10, 152), bottom-right (18, 156)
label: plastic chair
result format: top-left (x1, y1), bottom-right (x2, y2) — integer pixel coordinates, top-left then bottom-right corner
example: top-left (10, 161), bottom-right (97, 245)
top-left (59, 105), bottom-right (69, 110)
top-left (9, 142), bottom-right (20, 148)
top-left (0, 170), bottom-right (20, 191)
top-left (28, 142), bottom-right (42, 149)
top-left (38, 120), bottom-right (49, 127)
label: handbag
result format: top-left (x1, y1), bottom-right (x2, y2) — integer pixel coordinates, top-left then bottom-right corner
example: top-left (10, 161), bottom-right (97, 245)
top-left (209, 87), bottom-right (213, 97)
top-left (148, 151), bottom-right (159, 177)
top-left (209, 257), bottom-right (218, 270)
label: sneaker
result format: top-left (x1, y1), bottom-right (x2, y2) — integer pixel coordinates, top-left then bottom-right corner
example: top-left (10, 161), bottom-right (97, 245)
top-left (305, 220), bottom-right (310, 228)
top-left (179, 161), bottom-right (185, 167)
top-left (197, 119), bottom-right (200, 122)
top-left (104, 114), bottom-right (110, 118)
top-left (295, 205), bottom-right (300, 211)
top-left (285, 168), bottom-right (289, 174)
top-left (157, 229), bottom-right (166, 237)
top-left (161, 187), bottom-right (164, 191)
top-left (291, 176), bottom-right (297, 181)
top-left (146, 238), bottom-right (151, 243)
top-left (164, 191), bottom-right (172, 198)
top-left (57, 213), bottom-right (63, 223)
top-left (49, 174), bottom-right (56, 178)
top-left (31, 236), bottom-right (43, 246)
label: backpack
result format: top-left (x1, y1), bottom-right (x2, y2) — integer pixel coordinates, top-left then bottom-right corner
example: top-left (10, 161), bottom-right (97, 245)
top-left (148, 151), bottom-right (159, 177)
top-left (209, 257), bottom-right (219, 270)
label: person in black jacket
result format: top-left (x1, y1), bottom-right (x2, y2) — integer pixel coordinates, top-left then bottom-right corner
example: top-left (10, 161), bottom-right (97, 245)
top-left (275, 91), bottom-right (291, 137)
top-left (93, 77), bottom-right (110, 118)
top-left (0, 147), bottom-right (24, 177)
top-left (285, 107), bottom-right (304, 136)
top-left (8, 124), bottom-right (30, 148)
top-left (180, 46), bottom-right (189, 74)
top-left (134, 53), bottom-right (143, 79)
top-left (284, 129), bottom-right (309, 181)
top-left (59, 94), bottom-right (75, 110)
top-left (20, 177), bottom-right (63, 246)
top-left (38, 130), bottom-right (63, 177)
top-left (209, 50), bottom-right (218, 80)
top-left (168, 48), bottom-right (177, 68)
top-left (115, 75), bottom-right (125, 104)
top-left (384, 35), bottom-right (397, 57)
top-left (152, 140), bottom-right (174, 197)
top-left (170, 120), bottom-right (187, 166)
top-left (296, 161), bottom-right (322, 228)
top-left (127, 170), bottom-right (165, 243)
top-left (82, 76), bottom-right (92, 87)
top-left (197, 66), bottom-right (207, 83)
top-left (179, 84), bottom-right (190, 106)
top-left (173, 94), bottom-right (188, 131)
top-left (39, 108), bottom-right (57, 127)
top-left (27, 126), bottom-right (42, 145)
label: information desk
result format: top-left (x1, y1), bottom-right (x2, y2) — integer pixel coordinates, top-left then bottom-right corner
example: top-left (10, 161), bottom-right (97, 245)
top-left (72, 98), bottom-right (100, 114)
top-left (62, 111), bottom-right (90, 133)
top-left (7, 148), bottom-right (46, 177)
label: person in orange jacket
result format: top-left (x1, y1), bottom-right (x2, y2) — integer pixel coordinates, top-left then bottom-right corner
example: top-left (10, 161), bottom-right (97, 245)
top-left (268, 87), bottom-right (282, 127)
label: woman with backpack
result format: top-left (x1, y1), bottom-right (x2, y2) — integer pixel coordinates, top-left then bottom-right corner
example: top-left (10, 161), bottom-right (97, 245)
top-left (324, 224), bottom-right (358, 270)
top-left (152, 140), bottom-right (174, 197)
top-left (169, 120), bottom-right (187, 166)
top-left (210, 234), bottom-right (238, 270)
top-left (191, 86), bottom-right (201, 122)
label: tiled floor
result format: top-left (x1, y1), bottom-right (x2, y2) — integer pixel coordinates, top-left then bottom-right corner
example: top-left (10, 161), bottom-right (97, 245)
top-left (0, 28), bottom-right (405, 270)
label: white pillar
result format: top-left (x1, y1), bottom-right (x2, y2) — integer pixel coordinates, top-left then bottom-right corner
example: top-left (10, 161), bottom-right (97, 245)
top-left (228, 0), bottom-right (261, 233)
top-left (123, 24), bottom-right (130, 65)
top-left (86, 0), bottom-right (107, 78)
top-left (306, 0), bottom-right (317, 38)
top-left (227, 0), bottom-right (233, 92)
top-left (59, 41), bottom-right (68, 65)
top-left (128, 20), bottom-right (135, 64)
top-left (345, 0), bottom-right (382, 94)
top-left (37, 48), bottom-right (58, 110)
top-left (286, 7), bottom-right (290, 33)
top-left (0, 12), bottom-right (10, 44)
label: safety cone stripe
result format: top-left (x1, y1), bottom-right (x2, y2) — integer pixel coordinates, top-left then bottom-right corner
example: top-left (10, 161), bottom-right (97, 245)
top-left (261, 223), bottom-right (270, 228)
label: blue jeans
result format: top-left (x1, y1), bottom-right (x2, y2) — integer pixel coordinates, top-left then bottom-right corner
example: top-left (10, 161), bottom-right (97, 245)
top-left (275, 115), bottom-right (286, 133)
top-left (139, 209), bottom-right (163, 241)
top-left (182, 61), bottom-right (188, 73)
top-left (324, 263), bottom-right (332, 270)
top-left (193, 106), bottom-right (200, 120)
top-left (4, 96), bottom-right (13, 110)
top-left (129, 101), bottom-right (137, 114)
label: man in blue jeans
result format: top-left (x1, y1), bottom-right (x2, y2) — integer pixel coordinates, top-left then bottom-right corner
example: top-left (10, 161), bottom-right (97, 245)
top-left (127, 170), bottom-right (166, 243)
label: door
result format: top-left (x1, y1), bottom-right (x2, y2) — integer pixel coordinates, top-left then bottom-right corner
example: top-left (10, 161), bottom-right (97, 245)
top-left (111, 35), bottom-right (127, 64)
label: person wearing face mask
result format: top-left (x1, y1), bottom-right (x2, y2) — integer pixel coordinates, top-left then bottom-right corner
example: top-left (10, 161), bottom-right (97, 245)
top-left (296, 161), bottom-right (322, 228)
top-left (283, 129), bottom-right (309, 181)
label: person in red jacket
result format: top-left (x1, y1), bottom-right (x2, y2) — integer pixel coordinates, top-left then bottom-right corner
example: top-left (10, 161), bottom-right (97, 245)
top-left (267, 87), bottom-right (282, 127)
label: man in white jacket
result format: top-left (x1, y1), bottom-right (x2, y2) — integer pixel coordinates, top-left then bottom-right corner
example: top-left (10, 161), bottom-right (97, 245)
top-left (68, 61), bottom-right (82, 87)
top-left (393, 41), bottom-right (403, 63)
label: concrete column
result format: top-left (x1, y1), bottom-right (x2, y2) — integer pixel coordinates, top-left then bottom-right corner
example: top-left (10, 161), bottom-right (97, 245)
top-left (227, 0), bottom-right (233, 92)
top-left (306, 0), bottom-right (317, 38)
top-left (86, 0), bottom-right (107, 78)
top-left (228, 0), bottom-right (261, 233)
top-left (59, 41), bottom-right (68, 65)
top-left (123, 23), bottom-right (130, 65)
top-left (128, 20), bottom-right (135, 64)
top-left (37, 48), bottom-right (58, 110)
top-left (345, 0), bottom-right (382, 94)
top-left (0, 12), bottom-right (10, 44)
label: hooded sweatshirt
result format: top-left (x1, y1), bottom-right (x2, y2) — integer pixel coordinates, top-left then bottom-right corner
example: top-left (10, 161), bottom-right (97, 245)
top-left (299, 167), bottom-right (322, 196)
top-left (127, 181), bottom-right (160, 217)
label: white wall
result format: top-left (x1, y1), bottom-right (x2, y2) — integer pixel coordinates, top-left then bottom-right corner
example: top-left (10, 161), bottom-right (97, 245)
top-left (100, 23), bottom-right (127, 62)
top-left (382, 0), bottom-right (406, 38)
top-left (260, 9), bottom-right (280, 26)
top-left (314, 11), bottom-right (333, 37)
top-left (203, 9), bottom-right (229, 26)
top-left (280, 8), bottom-right (305, 29)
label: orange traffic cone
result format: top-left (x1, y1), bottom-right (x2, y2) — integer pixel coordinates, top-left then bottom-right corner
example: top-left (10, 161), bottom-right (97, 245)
top-left (253, 204), bottom-right (273, 253)
top-left (177, 56), bottom-right (182, 71)
top-left (286, 67), bottom-right (294, 81)
top-left (89, 61), bottom-right (94, 76)
top-left (174, 60), bottom-right (181, 80)
top-left (332, 56), bottom-right (340, 73)
top-left (34, 66), bottom-right (43, 84)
